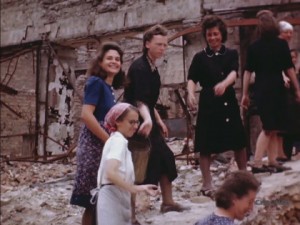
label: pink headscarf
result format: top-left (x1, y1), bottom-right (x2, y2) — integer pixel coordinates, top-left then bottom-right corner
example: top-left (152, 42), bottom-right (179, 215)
top-left (104, 103), bottom-right (131, 133)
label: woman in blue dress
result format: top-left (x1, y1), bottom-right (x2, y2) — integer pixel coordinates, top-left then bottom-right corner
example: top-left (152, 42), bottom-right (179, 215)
top-left (70, 42), bottom-right (125, 225)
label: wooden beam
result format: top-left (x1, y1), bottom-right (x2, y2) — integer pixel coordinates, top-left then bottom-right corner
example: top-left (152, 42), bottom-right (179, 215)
top-left (168, 18), bottom-right (300, 42)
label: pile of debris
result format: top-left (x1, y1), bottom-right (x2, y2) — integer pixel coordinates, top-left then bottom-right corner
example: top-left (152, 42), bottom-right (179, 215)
top-left (1, 140), bottom-right (300, 225)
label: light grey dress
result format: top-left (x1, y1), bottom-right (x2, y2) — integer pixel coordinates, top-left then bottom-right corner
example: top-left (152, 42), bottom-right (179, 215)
top-left (97, 185), bottom-right (131, 225)
top-left (94, 132), bottom-right (135, 225)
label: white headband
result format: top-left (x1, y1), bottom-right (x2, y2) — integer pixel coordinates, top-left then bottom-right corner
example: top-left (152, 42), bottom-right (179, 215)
top-left (279, 21), bottom-right (293, 32)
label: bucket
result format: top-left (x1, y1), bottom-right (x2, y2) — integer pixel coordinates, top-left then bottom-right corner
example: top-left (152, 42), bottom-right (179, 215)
top-left (128, 136), bottom-right (151, 184)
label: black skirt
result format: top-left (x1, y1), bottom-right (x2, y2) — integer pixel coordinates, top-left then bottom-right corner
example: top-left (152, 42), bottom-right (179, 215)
top-left (194, 88), bottom-right (246, 155)
top-left (143, 124), bottom-right (178, 185)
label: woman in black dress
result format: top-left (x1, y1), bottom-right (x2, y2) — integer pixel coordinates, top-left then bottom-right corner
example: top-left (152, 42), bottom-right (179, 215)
top-left (241, 12), bottom-right (300, 172)
top-left (187, 15), bottom-right (247, 197)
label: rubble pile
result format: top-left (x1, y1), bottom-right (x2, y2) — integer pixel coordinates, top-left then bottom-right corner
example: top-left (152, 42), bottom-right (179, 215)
top-left (240, 163), bottom-right (300, 225)
top-left (1, 140), bottom-right (300, 225)
top-left (0, 160), bottom-right (80, 225)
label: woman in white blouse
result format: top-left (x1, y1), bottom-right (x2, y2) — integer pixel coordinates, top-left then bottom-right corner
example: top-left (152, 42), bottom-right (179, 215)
top-left (94, 103), bottom-right (158, 225)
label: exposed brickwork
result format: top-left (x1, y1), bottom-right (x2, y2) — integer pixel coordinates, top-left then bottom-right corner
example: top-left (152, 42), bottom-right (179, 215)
top-left (0, 92), bottom-right (36, 156)
top-left (1, 1), bottom-right (299, 156)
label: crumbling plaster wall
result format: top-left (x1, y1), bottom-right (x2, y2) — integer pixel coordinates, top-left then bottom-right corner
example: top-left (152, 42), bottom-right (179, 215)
top-left (0, 0), bottom-right (202, 47)
top-left (1, 0), bottom-right (300, 156)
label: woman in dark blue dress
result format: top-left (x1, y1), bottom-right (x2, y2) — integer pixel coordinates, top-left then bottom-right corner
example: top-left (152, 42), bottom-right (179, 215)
top-left (187, 15), bottom-right (247, 197)
top-left (70, 42), bottom-right (125, 225)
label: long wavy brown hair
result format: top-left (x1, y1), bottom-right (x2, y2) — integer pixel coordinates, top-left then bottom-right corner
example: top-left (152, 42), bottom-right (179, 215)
top-left (87, 42), bottom-right (126, 89)
top-left (256, 12), bottom-right (279, 40)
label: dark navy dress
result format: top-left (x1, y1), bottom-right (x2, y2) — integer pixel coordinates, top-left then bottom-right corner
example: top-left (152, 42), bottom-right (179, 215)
top-left (245, 37), bottom-right (294, 131)
top-left (70, 76), bottom-right (116, 208)
top-left (188, 46), bottom-right (246, 155)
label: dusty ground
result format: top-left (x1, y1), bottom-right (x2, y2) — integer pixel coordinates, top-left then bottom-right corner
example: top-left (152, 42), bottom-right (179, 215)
top-left (0, 140), bottom-right (214, 225)
top-left (1, 140), bottom-right (300, 225)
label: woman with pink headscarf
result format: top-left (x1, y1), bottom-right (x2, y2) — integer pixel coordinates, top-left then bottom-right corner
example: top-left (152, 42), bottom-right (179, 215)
top-left (93, 103), bottom-right (158, 225)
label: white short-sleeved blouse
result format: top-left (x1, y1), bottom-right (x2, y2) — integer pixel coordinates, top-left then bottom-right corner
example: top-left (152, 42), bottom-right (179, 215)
top-left (97, 131), bottom-right (135, 186)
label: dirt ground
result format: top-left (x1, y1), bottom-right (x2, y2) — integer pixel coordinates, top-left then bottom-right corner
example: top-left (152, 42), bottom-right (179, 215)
top-left (1, 140), bottom-right (300, 225)
top-left (0, 140), bottom-right (213, 225)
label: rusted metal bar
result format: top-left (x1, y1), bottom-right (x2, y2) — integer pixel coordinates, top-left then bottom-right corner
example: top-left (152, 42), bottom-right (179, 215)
top-left (34, 45), bottom-right (41, 159)
top-left (42, 132), bottom-right (66, 149)
top-left (182, 37), bottom-right (187, 82)
top-left (0, 143), bottom-right (77, 163)
top-left (0, 100), bottom-right (23, 118)
top-left (43, 47), bottom-right (51, 160)
top-left (161, 82), bottom-right (186, 88)
top-left (0, 83), bottom-right (18, 95)
top-left (0, 133), bottom-right (32, 138)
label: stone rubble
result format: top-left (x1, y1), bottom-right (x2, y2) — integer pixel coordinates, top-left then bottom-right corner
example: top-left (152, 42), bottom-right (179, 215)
top-left (1, 140), bottom-right (300, 225)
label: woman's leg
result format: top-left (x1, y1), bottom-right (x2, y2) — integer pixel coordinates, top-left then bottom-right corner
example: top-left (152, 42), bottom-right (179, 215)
top-left (283, 134), bottom-right (294, 159)
top-left (276, 134), bottom-right (288, 159)
top-left (234, 148), bottom-right (247, 170)
top-left (160, 175), bottom-right (175, 205)
top-left (267, 132), bottom-right (280, 165)
top-left (253, 130), bottom-right (271, 167)
top-left (199, 154), bottom-right (213, 190)
top-left (82, 207), bottom-right (93, 225)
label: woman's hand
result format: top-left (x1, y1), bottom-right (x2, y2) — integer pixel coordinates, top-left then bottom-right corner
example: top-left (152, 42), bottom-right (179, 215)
top-left (158, 120), bottom-right (168, 137)
top-left (138, 119), bottom-right (152, 137)
top-left (241, 95), bottom-right (250, 110)
top-left (187, 93), bottom-right (197, 112)
top-left (214, 82), bottom-right (226, 96)
top-left (135, 184), bottom-right (159, 196)
top-left (283, 74), bottom-right (291, 88)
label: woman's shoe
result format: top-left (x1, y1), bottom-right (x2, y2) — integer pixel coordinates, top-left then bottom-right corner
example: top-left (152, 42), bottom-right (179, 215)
top-left (199, 189), bottom-right (216, 200)
top-left (267, 164), bottom-right (292, 173)
top-left (276, 157), bottom-right (290, 163)
top-left (251, 165), bottom-right (273, 174)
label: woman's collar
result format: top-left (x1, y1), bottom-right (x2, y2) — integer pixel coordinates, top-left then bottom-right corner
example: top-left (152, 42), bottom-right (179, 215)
top-left (205, 45), bottom-right (226, 57)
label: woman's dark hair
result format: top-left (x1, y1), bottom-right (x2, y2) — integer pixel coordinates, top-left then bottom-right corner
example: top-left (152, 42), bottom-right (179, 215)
top-left (143, 24), bottom-right (168, 55)
top-left (201, 15), bottom-right (227, 43)
top-left (215, 171), bottom-right (260, 209)
top-left (116, 105), bottom-right (139, 122)
top-left (256, 12), bottom-right (279, 39)
top-left (87, 42), bottom-right (126, 89)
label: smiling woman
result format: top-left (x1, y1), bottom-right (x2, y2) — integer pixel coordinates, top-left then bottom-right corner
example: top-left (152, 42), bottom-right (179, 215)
top-left (70, 42), bottom-right (126, 225)
top-left (187, 15), bottom-right (247, 197)
top-left (94, 103), bottom-right (159, 225)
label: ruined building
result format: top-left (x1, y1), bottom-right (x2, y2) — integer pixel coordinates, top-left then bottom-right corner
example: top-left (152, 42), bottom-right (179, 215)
top-left (1, 0), bottom-right (300, 159)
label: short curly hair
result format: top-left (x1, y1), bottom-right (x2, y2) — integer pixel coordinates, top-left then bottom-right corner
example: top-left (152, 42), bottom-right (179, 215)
top-left (143, 24), bottom-right (168, 54)
top-left (201, 15), bottom-right (227, 43)
top-left (215, 171), bottom-right (260, 209)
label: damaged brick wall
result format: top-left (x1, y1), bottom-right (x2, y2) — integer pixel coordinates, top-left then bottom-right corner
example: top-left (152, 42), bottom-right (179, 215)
top-left (1, 0), bottom-right (300, 156)
top-left (0, 51), bottom-right (36, 157)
